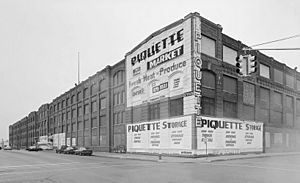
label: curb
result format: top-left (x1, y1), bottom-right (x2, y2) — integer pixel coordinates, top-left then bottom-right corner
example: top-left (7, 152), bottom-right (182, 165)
top-left (205, 155), bottom-right (269, 162)
top-left (93, 154), bottom-right (159, 162)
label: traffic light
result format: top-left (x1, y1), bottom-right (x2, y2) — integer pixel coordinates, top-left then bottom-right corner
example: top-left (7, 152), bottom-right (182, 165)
top-left (236, 55), bottom-right (245, 76)
top-left (247, 54), bottom-right (257, 74)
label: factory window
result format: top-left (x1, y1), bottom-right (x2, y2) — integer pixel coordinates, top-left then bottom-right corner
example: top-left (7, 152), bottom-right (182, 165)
top-left (72, 123), bottom-right (76, 131)
top-left (91, 83), bottom-right (97, 95)
top-left (83, 88), bottom-right (89, 99)
top-left (77, 91), bottom-right (82, 101)
top-left (100, 115), bottom-right (106, 127)
top-left (99, 79), bottom-right (105, 91)
top-left (286, 74), bottom-right (294, 88)
top-left (67, 111), bottom-right (70, 120)
top-left (273, 92), bottom-right (282, 107)
top-left (91, 101), bottom-right (97, 112)
top-left (271, 92), bottom-right (282, 125)
top-left (286, 95), bottom-right (294, 127)
top-left (223, 100), bottom-right (237, 118)
top-left (202, 71), bottom-right (216, 89)
top-left (149, 103), bottom-right (160, 120)
top-left (260, 63), bottom-right (270, 79)
top-left (84, 119), bottom-right (90, 129)
top-left (121, 91), bottom-right (125, 104)
top-left (84, 104), bottom-right (89, 115)
top-left (223, 45), bottom-right (237, 65)
top-left (296, 99), bottom-right (300, 128)
top-left (295, 79), bottom-right (300, 92)
top-left (169, 98), bottom-right (183, 117)
top-left (67, 124), bottom-right (71, 132)
top-left (100, 98), bottom-right (106, 109)
top-left (114, 93), bottom-right (119, 106)
top-left (91, 118), bottom-right (98, 128)
top-left (201, 35), bottom-right (216, 58)
top-left (113, 112), bottom-right (119, 125)
top-left (78, 106), bottom-right (83, 116)
top-left (71, 95), bottom-right (75, 104)
top-left (62, 113), bottom-right (65, 121)
top-left (243, 82), bottom-right (255, 106)
top-left (223, 75), bottom-right (237, 94)
top-left (77, 121), bottom-right (83, 130)
top-left (71, 109), bottom-right (76, 119)
top-left (201, 97), bottom-right (215, 116)
top-left (66, 98), bottom-right (69, 106)
top-left (274, 68), bottom-right (283, 84)
top-left (113, 70), bottom-right (125, 86)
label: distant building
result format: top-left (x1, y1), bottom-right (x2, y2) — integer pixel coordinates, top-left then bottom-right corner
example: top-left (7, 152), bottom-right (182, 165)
top-left (9, 12), bottom-right (300, 155)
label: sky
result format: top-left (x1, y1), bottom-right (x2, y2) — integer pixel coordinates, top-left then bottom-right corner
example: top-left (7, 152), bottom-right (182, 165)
top-left (0, 0), bottom-right (299, 141)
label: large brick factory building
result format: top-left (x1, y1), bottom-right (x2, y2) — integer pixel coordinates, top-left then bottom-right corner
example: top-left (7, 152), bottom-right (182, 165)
top-left (9, 12), bottom-right (300, 155)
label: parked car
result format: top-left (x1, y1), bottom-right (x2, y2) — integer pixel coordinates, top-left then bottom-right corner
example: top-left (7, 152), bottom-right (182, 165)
top-left (56, 145), bottom-right (67, 154)
top-left (74, 147), bottom-right (93, 156)
top-left (3, 146), bottom-right (12, 150)
top-left (27, 146), bottom-right (42, 151)
top-left (63, 146), bottom-right (77, 154)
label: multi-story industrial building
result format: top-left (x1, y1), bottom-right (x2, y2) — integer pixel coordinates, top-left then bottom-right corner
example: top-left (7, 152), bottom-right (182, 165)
top-left (27, 112), bottom-right (37, 146)
top-left (9, 125), bottom-right (13, 147)
top-left (9, 12), bottom-right (300, 155)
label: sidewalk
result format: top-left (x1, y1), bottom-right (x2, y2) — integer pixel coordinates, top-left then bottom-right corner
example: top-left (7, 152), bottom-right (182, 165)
top-left (92, 151), bottom-right (300, 163)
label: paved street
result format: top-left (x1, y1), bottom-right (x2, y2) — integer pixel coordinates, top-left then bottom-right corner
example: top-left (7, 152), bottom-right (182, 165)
top-left (1, 150), bottom-right (300, 183)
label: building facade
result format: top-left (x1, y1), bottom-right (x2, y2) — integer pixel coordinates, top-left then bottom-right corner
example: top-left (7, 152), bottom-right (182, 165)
top-left (9, 12), bottom-right (300, 154)
top-left (27, 112), bottom-right (37, 146)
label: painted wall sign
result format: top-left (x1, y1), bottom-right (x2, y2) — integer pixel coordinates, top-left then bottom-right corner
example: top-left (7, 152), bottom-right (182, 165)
top-left (196, 116), bottom-right (263, 154)
top-left (192, 15), bottom-right (203, 126)
top-left (126, 18), bottom-right (192, 107)
top-left (126, 116), bottom-right (192, 154)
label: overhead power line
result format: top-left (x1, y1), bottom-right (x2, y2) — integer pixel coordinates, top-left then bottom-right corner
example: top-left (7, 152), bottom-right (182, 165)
top-left (243, 48), bottom-right (300, 51)
top-left (250, 34), bottom-right (300, 48)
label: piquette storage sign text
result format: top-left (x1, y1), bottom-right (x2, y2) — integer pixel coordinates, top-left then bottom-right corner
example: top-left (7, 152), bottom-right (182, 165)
top-left (126, 18), bottom-right (192, 107)
top-left (126, 116), bottom-right (192, 154)
top-left (196, 116), bottom-right (263, 154)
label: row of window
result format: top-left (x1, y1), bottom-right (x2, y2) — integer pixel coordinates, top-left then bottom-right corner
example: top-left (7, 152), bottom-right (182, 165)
top-left (201, 69), bottom-right (299, 126)
top-left (202, 35), bottom-right (300, 91)
top-left (113, 91), bottom-right (125, 106)
top-left (201, 85), bottom-right (300, 127)
top-left (147, 98), bottom-right (184, 121)
top-left (113, 111), bottom-right (125, 125)
top-left (51, 98), bottom-right (107, 123)
top-left (260, 64), bottom-right (300, 91)
top-left (51, 80), bottom-right (106, 113)
top-left (52, 115), bottom-right (107, 134)
top-left (51, 71), bottom-right (125, 113)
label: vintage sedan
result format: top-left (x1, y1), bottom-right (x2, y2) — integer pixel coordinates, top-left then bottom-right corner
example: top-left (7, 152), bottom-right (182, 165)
top-left (56, 145), bottom-right (68, 154)
top-left (63, 146), bottom-right (77, 154)
top-left (74, 147), bottom-right (93, 156)
top-left (27, 146), bottom-right (42, 151)
top-left (3, 146), bottom-right (12, 150)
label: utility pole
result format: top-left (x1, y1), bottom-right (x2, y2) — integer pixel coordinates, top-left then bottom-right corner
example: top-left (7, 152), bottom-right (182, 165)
top-left (78, 52), bottom-right (80, 84)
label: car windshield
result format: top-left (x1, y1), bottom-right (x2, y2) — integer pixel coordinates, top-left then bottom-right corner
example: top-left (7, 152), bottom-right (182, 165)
top-left (80, 147), bottom-right (87, 150)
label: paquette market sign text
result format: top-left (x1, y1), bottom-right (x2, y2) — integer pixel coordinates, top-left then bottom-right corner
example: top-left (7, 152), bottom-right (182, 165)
top-left (130, 29), bottom-right (184, 70)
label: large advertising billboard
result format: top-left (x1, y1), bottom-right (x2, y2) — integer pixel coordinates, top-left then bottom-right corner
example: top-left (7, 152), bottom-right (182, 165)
top-left (127, 116), bottom-right (192, 154)
top-left (125, 18), bottom-right (192, 107)
top-left (196, 116), bottom-right (263, 154)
